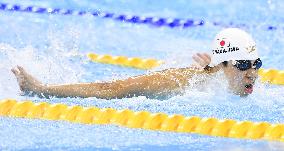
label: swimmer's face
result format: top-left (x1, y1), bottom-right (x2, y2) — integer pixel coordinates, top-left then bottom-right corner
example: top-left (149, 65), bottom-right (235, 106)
top-left (222, 60), bottom-right (259, 96)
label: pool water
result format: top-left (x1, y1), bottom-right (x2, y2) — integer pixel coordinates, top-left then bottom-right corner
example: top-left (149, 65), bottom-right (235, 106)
top-left (0, 0), bottom-right (284, 150)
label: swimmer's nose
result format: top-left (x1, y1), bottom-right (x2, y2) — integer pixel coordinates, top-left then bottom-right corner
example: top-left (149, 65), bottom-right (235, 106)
top-left (245, 75), bottom-right (257, 84)
top-left (246, 68), bottom-right (258, 79)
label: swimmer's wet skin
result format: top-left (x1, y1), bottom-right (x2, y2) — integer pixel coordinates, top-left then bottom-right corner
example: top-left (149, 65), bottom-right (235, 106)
top-left (11, 28), bottom-right (262, 99)
top-left (11, 65), bottom-right (204, 99)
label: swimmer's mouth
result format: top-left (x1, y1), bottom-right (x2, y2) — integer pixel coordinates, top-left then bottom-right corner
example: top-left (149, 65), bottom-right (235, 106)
top-left (244, 84), bottom-right (253, 94)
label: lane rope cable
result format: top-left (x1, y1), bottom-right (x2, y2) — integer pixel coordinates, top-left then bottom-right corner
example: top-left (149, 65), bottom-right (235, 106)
top-left (0, 3), bottom-right (204, 29)
top-left (0, 99), bottom-right (283, 142)
top-left (0, 3), bottom-right (278, 30)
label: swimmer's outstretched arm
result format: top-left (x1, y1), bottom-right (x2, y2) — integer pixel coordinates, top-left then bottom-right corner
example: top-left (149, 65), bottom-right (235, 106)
top-left (11, 53), bottom-right (217, 99)
top-left (11, 66), bottom-right (202, 99)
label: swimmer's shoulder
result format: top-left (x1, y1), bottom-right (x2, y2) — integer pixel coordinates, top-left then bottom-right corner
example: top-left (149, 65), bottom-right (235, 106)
top-left (149, 67), bottom-right (206, 82)
top-left (160, 66), bottom-right (205, 75)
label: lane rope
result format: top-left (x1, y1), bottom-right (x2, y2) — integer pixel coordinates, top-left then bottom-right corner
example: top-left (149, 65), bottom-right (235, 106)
top-left (0, 99), bottom-right (283, 142)
top-left (0, 3), bottom-right (204, 29)
top-left (258, 68), bottom-right (284, 85)
top-left (87, 53), bottom-right (284, 85)
top-left (87, 53), bottom-right (163, 69)
top-left (0, 3), bottom-right (278, 30)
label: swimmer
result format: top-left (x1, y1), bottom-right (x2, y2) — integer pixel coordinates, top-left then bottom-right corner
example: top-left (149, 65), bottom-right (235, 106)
top-left (11, 28), bottom-right (262, 99)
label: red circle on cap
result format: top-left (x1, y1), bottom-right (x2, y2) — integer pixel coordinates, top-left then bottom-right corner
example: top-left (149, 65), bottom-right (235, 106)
top-left (220, 40), bottom-right (225, 46)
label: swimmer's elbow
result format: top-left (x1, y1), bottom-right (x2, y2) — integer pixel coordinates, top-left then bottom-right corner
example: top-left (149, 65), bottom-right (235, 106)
top-left (89, 82), bottom-right (131, 99)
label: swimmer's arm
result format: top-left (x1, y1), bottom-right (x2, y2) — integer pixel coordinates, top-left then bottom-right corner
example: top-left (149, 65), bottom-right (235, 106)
top-left (36, 82), bottom-right (125, 99)
top-left (12, 66), bottom-right (200, 99)
top-left (34, 67), bottom-right (199, 99)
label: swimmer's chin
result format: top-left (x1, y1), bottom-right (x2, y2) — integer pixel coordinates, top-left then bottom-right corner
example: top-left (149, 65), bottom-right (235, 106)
top-left (230, 90), bottom-right (250, 97)
top-left (239, 93), bottom-right (249, 97)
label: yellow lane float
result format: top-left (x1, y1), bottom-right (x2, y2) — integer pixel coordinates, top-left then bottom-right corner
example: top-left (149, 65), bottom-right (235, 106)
top-left (87, 53), bottom-right (163, 70)
top-left (1, 99), bottom-right (283, 142)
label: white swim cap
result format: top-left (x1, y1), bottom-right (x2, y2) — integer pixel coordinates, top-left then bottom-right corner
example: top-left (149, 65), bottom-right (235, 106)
top-left (208, 28), bottom-right (259, 67)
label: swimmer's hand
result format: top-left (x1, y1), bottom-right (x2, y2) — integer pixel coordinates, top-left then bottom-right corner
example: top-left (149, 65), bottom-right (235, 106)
top-left (11, 66), bottom-right (43, 95)
top-left (191, 53), bottom-right (211, 69)
top-left (191, 53), bottom-right (221, 73)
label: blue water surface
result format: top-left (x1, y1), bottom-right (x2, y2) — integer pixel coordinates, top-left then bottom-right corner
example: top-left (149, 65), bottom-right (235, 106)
top-left (0, 0), bottom-right (284, 150)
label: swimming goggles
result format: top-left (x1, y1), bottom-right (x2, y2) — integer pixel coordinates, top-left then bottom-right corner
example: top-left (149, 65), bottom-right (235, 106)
top-left (233, 58), bottom-right (262, 71)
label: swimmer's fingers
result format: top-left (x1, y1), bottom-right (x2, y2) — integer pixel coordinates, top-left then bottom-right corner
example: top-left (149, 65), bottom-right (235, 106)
top-left (17, 65), bottom-right (23, 70)
top-left (203, 53), bottom-right (211, 62)
top-left (192, 55), bottom-right (204, 67)
top-left (197, 53), bottom-right (211, 64)
top-left (17, 65), bottom-right (27, 74)
top-left (193, 54), bottom-right (208, 67)
top-left (11, 67), bottom-right (20, 75)
top-left (11, 66), bottom-right (25, 91)
top-left (192, 55), bottom-right (202, 67)
top-left (11, 68), bottom-right (15, 74)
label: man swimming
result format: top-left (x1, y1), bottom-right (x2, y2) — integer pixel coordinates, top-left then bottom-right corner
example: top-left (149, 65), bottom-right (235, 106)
top-left (11, 28), bottom-right (262, 99)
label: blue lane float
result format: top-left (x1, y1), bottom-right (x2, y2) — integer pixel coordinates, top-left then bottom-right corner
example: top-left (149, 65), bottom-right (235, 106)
top-left (0, 3), bottom-right (278, 30)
